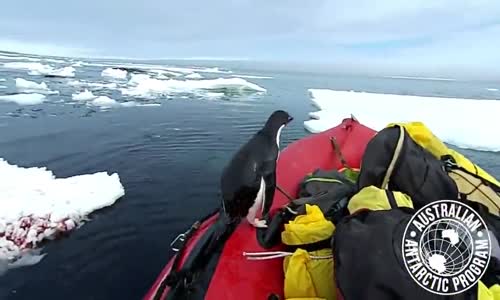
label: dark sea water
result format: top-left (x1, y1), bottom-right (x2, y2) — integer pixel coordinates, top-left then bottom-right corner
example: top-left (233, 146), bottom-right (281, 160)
top-left (0, 52), bottom-right (499, 300)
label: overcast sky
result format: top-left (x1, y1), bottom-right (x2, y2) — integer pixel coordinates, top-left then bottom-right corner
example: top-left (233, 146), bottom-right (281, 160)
top-left (1, 0), bottom-right (500, 77)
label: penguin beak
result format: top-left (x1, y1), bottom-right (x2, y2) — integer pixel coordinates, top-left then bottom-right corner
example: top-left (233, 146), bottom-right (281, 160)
top-left (287, 116), bottom-right (293, 124)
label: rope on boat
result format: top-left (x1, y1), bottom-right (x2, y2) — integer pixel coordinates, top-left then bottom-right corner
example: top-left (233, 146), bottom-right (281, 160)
top-left (243, 251), bottom-right (333, 260)
top-left (276, 184), bottom-right (294, 201)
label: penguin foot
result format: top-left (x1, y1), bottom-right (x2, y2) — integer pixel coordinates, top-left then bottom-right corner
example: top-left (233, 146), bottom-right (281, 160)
top-left (251, 218), bottom-right (268, 228)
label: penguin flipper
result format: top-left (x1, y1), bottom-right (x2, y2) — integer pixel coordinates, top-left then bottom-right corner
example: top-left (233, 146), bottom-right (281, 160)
top-left (262, 171), bottom-right (276, 217)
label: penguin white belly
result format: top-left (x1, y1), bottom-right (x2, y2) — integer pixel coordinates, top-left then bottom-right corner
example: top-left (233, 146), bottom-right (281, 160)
top-left (246, 177), bottom-right (267, 228)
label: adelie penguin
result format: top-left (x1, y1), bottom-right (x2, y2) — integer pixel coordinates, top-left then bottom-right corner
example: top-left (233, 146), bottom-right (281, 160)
top-left (220, 110), bottom-right (293, 228)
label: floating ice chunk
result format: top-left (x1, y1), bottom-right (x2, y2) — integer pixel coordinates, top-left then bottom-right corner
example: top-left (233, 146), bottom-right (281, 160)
top-left (185, 73), bottom-right (203, 79)
top-left (151, 70), bottom-right (183, 78)
top-left (68, 80), bottom-right (118, 90)
top-left (165, 66), bottom-right (232, 74)
top-left (122, 76), bottom-right (266, 98)
top-left (230, 74), bottom-right (273, 79)
top-left (29, 66), bottom-right (75, 78)
top-left (0, 86), bottom-right (6, 89)
top-left (0, 158), bottom-right (125, 264)
top-left (72, 89), bottom-right (97, 101)
top-left (0, 78), bottom-right (5, 82)
top-left (128, 74), bottom-right (151, 86)
top-left (71, 61), bottom-right (84, 67)
top-left (205, 92), bottom-right (225, 99)
top-left (92, 96), bottom-right (120, 108)
top-left (101, 68), bottom-right (128, 79)
top-left (0, 55), bottom-right (41, 62)
top-left (0, 248), bottom-right (46, 275)
top-left (487, 88), bottom-right (498, 92)
top-left (3, 62), bottom-right (75, 78)
top-left (120, 101), bottom-right (138, 107)
top-left (303, 89), bottom-right (500, 152)
top-left (3, 62), bottom-right (52, 74)
top-left (0, 93), bottom-right (46, 105)
top-left (15, 78), bottom-right (58, 95)
top-left (117, 101), bottom-right (160, 108)
top-left (383, 75), bottom-right (456, 81)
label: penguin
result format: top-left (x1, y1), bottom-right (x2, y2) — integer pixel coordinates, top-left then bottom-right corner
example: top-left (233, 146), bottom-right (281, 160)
top-left (220, 110), bottom-right (293, 228)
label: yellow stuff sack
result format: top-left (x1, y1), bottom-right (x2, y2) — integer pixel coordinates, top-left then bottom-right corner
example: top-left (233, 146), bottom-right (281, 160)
top-left (281, 204), bottom-right (336, 300)
top-left (478, 281), bottom-right (500, 300)
top-left (387, 122), bottom-right (500, 216)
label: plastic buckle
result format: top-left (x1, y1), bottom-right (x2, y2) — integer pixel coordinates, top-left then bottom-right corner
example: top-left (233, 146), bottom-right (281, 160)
top-left (170, 233), bottom-right (186, 252)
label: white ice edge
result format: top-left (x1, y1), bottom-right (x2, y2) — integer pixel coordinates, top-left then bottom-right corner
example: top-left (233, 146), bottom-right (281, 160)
top-left (0, 93), bottom-right (46, 105)
top-left (15, 78), bottom-right (58, 95)
top-left (72, 89), bottom-right (97, 101)
top-left (0, 158), bottom-right (125, 266)
top-left (230, 74), bottom-right (273, 79)
top-left (101, 68), bottom-right (128, 79)
top-left (3, 62), bottom-right (75, 78)
top-left (303, 89), bottom-right (500, 152)
top-left (121, 75), bottom-right (266, 98)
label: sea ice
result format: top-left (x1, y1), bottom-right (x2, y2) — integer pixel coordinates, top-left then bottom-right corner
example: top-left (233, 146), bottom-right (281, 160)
top-left (303, 89), bottom-right (500, 152)
top-left (29, 66), bottom-right (75, 78)
top-left (15, 78), bottom-right (58, 95)
top-left (0, 94), bottom-right (46, 105)
top-left (101, 68), bottom-right (128, 79)
top-left (121, 76), bottom-right (266, 98)
top-left (185, 73), bottom-right (203, 79)
top-left (0, 158), bottom-right (125, 264)
top-left (72, 89), bottom-right (97, 101)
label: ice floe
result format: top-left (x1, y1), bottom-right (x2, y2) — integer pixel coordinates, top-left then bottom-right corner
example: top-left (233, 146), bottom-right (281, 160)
top-left (383, 75), bottom-right (456, 81)
top-left (0, 94), bottom-right (46, 105)
top-left (303, 89), bottom-right (500, 152)
top-left (185, 73), bottom-right (203, 80)
top-left (2, 62), bottom-right (75, 78)
top-left (72, 89), bottom-right (97, 101)
top-left (487, 88), bottom-right (498, 92)
top-left (230, 74), bottom-right (273, 79)
top-left (0, 158), bottom-right (125, 265)
top-left (15, 78), bottom-right (58, 95)
top-left (91, 96), bottom-right (120, 108)
top-left (121, 76), bottom-right (266, 98)
top-left (101, 68), bottom-right (128, 79)
top-left (3, 62), bottom-right (51, 73)
top-left (67, 80), bottom-right (118, 90)
top-left (29, 66), bottom-right (75, 78)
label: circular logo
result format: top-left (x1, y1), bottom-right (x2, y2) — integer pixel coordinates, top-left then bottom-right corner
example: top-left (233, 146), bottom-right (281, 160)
top-left (402, 200), bottom-right (491, 295)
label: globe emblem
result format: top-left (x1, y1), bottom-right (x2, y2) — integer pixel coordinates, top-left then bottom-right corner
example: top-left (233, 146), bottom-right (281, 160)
top-left (403, 200), bottom-right (491, 295)
top-left (417, 218), bottom-right (474, 276)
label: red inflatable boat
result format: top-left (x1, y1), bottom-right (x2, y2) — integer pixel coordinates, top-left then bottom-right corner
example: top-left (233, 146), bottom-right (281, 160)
top-left (143, 117), bottom-right (377, 300)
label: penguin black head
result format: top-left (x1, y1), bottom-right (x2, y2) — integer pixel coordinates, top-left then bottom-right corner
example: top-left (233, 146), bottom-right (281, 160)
top-left (263, 110), bottom-right (293, 132)
top-left (262, 110), bottom-right (293, 147)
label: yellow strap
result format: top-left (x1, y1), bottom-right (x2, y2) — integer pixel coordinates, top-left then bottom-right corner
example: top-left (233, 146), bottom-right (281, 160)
top-left (347, 186), bottom-right (413, 214)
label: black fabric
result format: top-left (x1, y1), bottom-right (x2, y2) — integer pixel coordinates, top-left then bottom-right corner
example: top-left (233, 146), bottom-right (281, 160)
top-left (162, 211), bottom-right (239, 300)
top-left (332, 206), bottom-right (475, 300)
top-left (358, 126), bottom-right (459, 210)
top-left (292, 168), bottom-right (357, 222)
top-left (256, 169), bottom-right (356, 249)
top-left (256, 209), bottom-right (292, 249)
top-left (299, 169), bottom-right (352, 198)
top-left (462, 201), bottom-right (500, 289)
top-left (386, 190), bottom-right (398, 209)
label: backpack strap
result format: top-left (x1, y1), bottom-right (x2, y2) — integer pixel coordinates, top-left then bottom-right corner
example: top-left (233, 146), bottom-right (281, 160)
top-left (442, 154), bottom-right (500, 216)
top-left (381, 125), bottom-right (405, 189)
